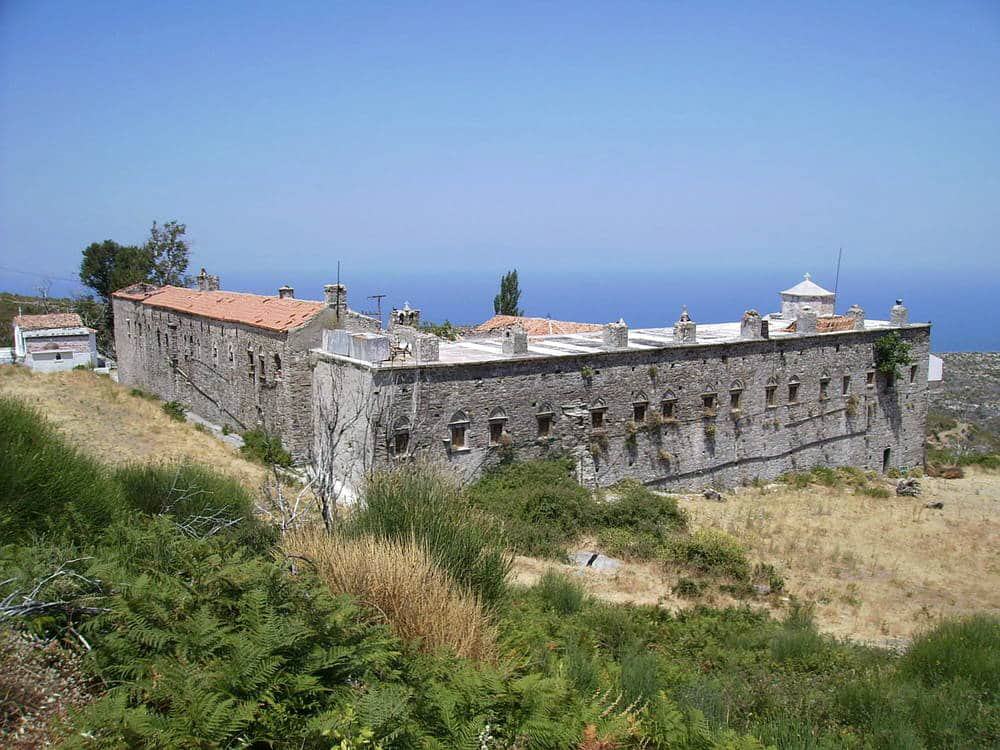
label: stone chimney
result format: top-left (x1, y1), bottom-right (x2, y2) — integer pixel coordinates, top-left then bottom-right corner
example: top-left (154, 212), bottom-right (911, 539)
top-left (196, 268), bottom-right (210, 292)
top-left (389, 302), bottom-right (420, 330)
top-left (673, 306), bottom-right (697, 344)
top-left (890, 299), bottom-right (908, 326)
top-left (501, 324), bottom-right (528, 356)
top-left (740, 309), bottom-right (765, 339)
top-left (602, 318), bottom-right (629, 350)
top-left (278, 285), bottom-right (294, 299)
top-left (324, 284), bottom-right (348, 315)
top-left (797, 305), bottom-right (818, 334)
top-left (846, 303), bottom-right (865, 330)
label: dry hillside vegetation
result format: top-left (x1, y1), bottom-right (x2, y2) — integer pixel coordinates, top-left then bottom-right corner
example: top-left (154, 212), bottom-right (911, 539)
top-left (515, 472), bottom-right (999, 644)
top-left (0, 367), bottom-right (265, 488)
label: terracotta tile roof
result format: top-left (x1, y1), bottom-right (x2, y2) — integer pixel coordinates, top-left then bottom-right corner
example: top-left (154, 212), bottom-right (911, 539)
top-left (473, 314), bottom-right (602, 337)
top-left (113, 285), bottom-right (325, 333)
top-left (13, 313), bottom-right (84, 330)
top-left (785, 315), bottom-right (856, 333)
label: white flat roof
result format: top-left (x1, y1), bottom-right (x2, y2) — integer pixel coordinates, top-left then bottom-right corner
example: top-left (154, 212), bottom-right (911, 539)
top-left (316, 318), bottom-right (913, 369)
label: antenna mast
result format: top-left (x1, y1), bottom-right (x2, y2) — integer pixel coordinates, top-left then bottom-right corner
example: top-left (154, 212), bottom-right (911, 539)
top-left (833, 247), bottom-right (843, 297)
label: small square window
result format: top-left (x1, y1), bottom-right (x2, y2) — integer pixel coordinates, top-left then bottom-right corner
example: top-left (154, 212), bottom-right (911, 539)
top-left (591, 409), bottom-right (605, 429)
top-left (633, 402), bottom-right (647, 423)
top-left (909, 365), bottom-right (917, 383)
top-left (702, 394), bottom-right (717, 415)
top-left (866, 370), bottom-right (875, 387)
top-left (394, 430), bottom-right (409, 456)
top-left (537, 414), bottom-right (553, 437)
top-left (661, 400), bottom-right (676, 419)
top-left (842, 375), bottom-right (851, 395)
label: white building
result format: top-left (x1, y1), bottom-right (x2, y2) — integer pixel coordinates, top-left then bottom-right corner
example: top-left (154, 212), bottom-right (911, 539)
top-left (12, 313), bottom-right (98, 372)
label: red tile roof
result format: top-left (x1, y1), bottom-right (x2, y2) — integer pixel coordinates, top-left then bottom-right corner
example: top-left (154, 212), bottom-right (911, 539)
top-left (13, 313), bottom-right (84, 330)
top-left (113, 285), bottom-right (325, 333)
top-left (785, 316), bottom-right (857, 333)
top-left (473, 314), bottom-right (602, 337)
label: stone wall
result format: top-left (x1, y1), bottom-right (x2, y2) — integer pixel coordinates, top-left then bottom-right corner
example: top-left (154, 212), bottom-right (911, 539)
top-left (113, 298), bottom-right (332, 459)
top-left (313, 325), bottom-right (930, 490)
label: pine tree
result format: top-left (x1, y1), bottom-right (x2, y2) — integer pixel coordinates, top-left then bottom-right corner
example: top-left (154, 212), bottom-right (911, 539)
top-left (493, 270), bottom-right (523, 316)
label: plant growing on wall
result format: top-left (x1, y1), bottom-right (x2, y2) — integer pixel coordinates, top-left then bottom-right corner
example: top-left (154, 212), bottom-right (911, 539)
top-left (580, 365), bottom-right (596, 381)
top-left (873, 331), bottom-right (913, 381)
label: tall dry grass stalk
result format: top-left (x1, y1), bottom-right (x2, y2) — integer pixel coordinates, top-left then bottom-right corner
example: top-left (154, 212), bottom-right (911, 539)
top-left (284, 527), bottom-right (498, 662)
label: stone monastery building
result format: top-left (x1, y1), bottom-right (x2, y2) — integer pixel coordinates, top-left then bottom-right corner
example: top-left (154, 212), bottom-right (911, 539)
top-left (113, 270), bottom-right (930, 492)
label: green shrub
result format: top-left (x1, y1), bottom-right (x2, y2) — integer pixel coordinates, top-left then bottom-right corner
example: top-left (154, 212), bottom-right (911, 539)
top-left (115, 462), bottom-right (274, 552)
top-left (859, 484), bottom-right (891, 498)
top-left (536, 570), bottom-right (586, 615)
top-left (620, 647), bottom-right (662, 706)
top-left (0, 397), bottom-right (125, 543)
top-left (348, 465), bottom-right (512, 609)
top-left (129, 387), bottom-right (156, 400)
top-left (597, 527), bottom-right (661, 560)
top-left (419, 319), bottom-right (459, 340)
top-left (873, 331), bottom-right (913, 380)
top-left (752, 563), bottom-right (785, 593)
top-left (465, 459), bottom-right (596, 558)
top-left (900, 615), bottom-right (1000, 694)
top-left (240, 428), bottom-right (293, 466)
top-left (161, 400), bottom-right (186, 421)
top-left (598, 480), bottom-right (687, 534)
top-left (672, 577), bottom-right (703, 598)
top-left (666, 529), bottom-right (751, 581)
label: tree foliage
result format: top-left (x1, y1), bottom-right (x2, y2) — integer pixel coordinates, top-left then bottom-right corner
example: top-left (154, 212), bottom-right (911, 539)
top-left (493, 269), bottom-right (523, 316)
top-left (873, 331), bottom-right (914, 380)
top-left (144, 220), bottom-right (191, 287)
top-left (79, 241), bottom-right (152, 304)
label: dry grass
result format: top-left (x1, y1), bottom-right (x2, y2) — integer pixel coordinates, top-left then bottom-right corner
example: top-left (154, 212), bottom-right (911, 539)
top-left (513, 472), bottom-right (1000, 645)
top-left (687, 472), bottom-right (1000, 643)
top-left (0, 367), bottom-right (265, 488)
top-left (284, 527), bottom-right (498, 662)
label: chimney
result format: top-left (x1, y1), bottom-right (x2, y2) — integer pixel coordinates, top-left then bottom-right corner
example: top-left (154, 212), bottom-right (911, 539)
top-left (740, 309), bottom-right (764, 339)
top-left (846, 303), bottom-right (866, 330)
top-left (890, 299), bottom-right (908, 326)
top-left (797, 305), bottom-right (818, 334)
top-left (501, 324), bottom-right (528, 356)
top-left (673, 306), bottom-right (697, 344)
top-left (196, 268), bottom-right (210, 292)
top-left (324, 283), bottom-right (348, 314)
top-left (278, 285), bottom-right (294, 299)
top-left (602, 318), bottom-right (629, 350)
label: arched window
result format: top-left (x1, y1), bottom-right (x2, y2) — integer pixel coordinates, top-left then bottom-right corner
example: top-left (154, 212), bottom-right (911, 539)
top-left (449, 410), bottom-right (470, 450)
top-left (632, 391), bottom-right (648, 423)
top-left (765, 377), bottom-right (778, 407)
top-left (729, 380), bottom-right (745, 411)
top-left (661, 389), bottom-right (677, 420)
top-left (590, 398), bottom-right (606, 429)
top-left (488, 407), bottom-right (507, 446)
top-left (788, 375), bottom-right (801, 404)
top-left (392, 417), bottom-right (411, 456)
top-left (702, 388), bottom-right (718, 416)
top-left (536, 402), bottom-right (555, 437)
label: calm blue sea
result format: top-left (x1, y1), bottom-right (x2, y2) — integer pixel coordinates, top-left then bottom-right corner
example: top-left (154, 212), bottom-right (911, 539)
top-left (4, 266), bottom-right (997, 352)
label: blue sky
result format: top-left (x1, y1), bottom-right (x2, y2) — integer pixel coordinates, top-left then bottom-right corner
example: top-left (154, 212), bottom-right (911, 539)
top-left (1, 0), bottom-right (998, 289)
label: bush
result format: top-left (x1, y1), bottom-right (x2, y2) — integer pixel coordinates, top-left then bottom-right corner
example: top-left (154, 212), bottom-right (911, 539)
top-left (285, 528), bottom-right (497, 661)
top-left (859, 484), bottom-right (891, 498)
top-left (348, 465), bottom-right (512, 609)
top-left (598, 480), bottom-right (687, 534)
top-left (874, 331), bottom-right (913, 380)
top-left (0, 397), bottom-right (125, 543)
top-left (619, 647), bottom-right (662, 706)
top-left (535, 570), bottom-right (586, 615)
top-left (161, 400), bottom-right (186, 421)
top-left (465, 459), bottom-right (597, 558)
top-left (672, 577), bottom-right (703, 598)
top-left (240, 428), bottom-right (293, 466)
top-left (115, 462), bottom-right (273, 552)
top-left (597, 527), bottom-right (661, 560)
top-left (666, 529), bottom-right (751, 581)
top-left (900, 615), bottom-right (1000, 694)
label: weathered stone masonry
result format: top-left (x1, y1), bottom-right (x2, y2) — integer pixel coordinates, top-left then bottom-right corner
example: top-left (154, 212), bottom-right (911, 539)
top-left (313, 322), bottom-right (929, 491)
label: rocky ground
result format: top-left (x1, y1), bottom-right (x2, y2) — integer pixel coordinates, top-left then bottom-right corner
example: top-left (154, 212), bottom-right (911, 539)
top-left (928, 352), bottom-right (1000, 451)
